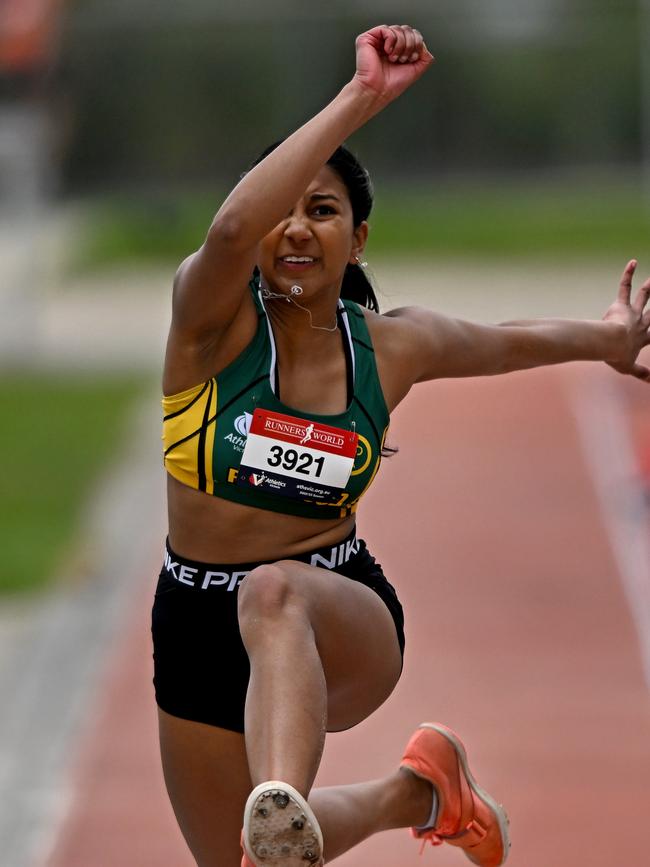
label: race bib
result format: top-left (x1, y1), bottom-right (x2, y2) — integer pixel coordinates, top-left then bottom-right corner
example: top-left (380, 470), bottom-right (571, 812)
top-left (236, 408), bottom-right (358, 503)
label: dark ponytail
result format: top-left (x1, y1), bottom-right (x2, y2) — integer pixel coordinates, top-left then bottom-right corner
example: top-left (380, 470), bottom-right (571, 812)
top-left (341, 263), bottom-right (378, 312)
top-left (247, 142), bottom-right (380, 311)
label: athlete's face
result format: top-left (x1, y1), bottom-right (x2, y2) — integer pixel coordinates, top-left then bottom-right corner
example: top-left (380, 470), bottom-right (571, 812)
top-left (257, 165), bottom-right (368, 296)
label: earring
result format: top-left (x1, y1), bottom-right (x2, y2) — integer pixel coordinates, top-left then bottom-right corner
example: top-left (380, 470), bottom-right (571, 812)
top-left (355, 255), bottom-right (368, 268)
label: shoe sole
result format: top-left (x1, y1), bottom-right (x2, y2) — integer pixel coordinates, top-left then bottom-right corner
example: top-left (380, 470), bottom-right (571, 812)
top-left (242, 781), bottom-right (323, 866)
top-left (419, 723), bottom-right (511, 866)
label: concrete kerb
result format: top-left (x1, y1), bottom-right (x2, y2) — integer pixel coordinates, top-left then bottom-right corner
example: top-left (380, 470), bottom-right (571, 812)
top-left (0, 392), bottom-right (166, 867)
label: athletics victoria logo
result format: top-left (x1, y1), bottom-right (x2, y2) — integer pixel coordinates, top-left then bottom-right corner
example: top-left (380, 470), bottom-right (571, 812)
top-left (234, 414), bottom-right (249, 437)
top-left (223, 412), bottom-right (252, 453)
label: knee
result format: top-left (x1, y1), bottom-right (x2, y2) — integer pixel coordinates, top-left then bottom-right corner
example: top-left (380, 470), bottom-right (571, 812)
top-left (238, 562), bottom-right (305, 637)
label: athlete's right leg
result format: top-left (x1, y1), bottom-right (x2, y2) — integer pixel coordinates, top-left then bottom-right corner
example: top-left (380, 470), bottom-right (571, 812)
top-left (158, 709), bottom-right (252, 867)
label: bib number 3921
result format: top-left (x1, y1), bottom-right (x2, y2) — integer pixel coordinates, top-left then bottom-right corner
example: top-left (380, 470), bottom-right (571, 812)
top-left (267, 445), bottom-right (325, 477)
top-left (236, 408), bottom-right (358, 503)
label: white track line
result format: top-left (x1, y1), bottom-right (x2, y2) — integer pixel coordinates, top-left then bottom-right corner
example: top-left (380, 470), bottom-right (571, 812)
top-left (569, 369), bottom-right (650, 692)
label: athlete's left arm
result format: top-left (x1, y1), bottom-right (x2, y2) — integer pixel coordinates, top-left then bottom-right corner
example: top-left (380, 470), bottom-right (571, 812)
top-left (387, 260), bottom-right (650, 384)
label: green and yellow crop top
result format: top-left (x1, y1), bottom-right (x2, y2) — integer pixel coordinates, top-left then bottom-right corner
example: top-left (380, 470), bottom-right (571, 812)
top-left (162, 280), bottom-right (390, 519)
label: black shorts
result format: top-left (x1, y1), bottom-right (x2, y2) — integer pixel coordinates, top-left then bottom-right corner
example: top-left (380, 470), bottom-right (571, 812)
top-left (151, 527), bottom-right (405, 733)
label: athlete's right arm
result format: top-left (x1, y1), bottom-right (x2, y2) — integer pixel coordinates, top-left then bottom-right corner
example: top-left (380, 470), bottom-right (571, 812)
top-left (169, 25), bottom-right (434, 341)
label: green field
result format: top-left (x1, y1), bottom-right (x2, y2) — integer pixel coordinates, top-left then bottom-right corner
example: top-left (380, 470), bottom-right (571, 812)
top-left (0, 373), bottom-right (150, 594)
top-left (72, 178), bottom-right (650, 272)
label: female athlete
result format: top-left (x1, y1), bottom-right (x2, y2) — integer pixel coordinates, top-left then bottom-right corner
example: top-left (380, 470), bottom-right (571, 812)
top-left (154, 24), bottom-right (650, 867)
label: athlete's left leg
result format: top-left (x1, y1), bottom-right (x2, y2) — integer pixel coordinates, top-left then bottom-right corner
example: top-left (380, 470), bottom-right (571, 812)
top-left (309, 770), bottom-right (433, 862)
top-left (311, 726), bottom-right (510, 866)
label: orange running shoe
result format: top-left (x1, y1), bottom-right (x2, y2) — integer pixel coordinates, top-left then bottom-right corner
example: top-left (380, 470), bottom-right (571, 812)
top-left (241, 781), bottom-right (324, 867)
top-left (400, 723), bottom-right (510, 866)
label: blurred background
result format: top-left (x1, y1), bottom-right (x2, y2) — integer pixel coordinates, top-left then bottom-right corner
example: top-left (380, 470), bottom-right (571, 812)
top-left (1, 1), bottom-right (649, 866)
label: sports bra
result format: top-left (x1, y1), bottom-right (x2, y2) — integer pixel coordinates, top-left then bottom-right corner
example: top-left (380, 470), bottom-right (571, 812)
top-left (162, 279), bottom-right (390, 519)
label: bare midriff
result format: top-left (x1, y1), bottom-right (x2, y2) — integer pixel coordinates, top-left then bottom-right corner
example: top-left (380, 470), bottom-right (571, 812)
top-left (167, 474), bottom-right (357, 564)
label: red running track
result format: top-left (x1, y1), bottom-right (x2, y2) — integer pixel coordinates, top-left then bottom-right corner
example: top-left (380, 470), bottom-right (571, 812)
top-left (45, 366), bottom-right (650, 867)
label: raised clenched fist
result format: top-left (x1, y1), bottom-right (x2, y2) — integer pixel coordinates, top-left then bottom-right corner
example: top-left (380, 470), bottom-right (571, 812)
top-left (353, 25), bottom-right (434, 105)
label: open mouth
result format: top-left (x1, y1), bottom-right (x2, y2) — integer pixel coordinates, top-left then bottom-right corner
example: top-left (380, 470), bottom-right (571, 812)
top-left (277, 256), bottom-right (319, 270)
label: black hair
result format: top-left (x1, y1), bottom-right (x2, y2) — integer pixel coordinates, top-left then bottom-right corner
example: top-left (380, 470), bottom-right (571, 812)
top-left (249, 141), bottom-right (380, 312)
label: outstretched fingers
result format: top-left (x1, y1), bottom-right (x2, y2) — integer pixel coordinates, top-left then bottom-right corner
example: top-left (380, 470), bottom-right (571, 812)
top-left (618, 259), bottom-right (637, 304)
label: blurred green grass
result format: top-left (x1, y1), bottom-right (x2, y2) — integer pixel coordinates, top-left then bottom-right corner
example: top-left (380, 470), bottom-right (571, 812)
top-left (71, 178), bottom-right (650, 271)
top-left (1, 373), bottom-right (150, 595)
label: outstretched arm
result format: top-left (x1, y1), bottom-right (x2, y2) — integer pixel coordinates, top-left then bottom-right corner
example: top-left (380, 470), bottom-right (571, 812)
top-left (171, 25), bottom-right (434, 340)
top-left (387, 260), bottom-right (650, 383)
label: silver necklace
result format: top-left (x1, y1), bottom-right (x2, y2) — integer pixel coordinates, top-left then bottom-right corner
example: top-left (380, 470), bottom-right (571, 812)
top-left (260, 283), bottom-right (338, 333)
